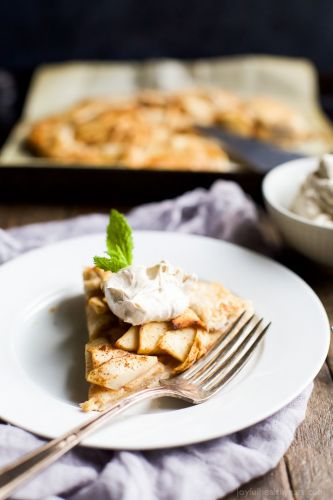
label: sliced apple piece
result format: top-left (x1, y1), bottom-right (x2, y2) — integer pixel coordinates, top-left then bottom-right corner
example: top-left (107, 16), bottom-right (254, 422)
top-left (87, 353), bottom-right (158, 390)
top-left (124, 361), bottom-right (167, 390)
top-left (171, 308), bottom-right (205, 330)
top-left (81, 382), bottom-right (125, 412)
top-left (115, 325), bottom-right (140, 352)
top-left (173, 329), bottom-right (213, 373)
top-left (91, 347), bottom-right (126, 368)
top-left (173, 342), bottom-right (200, 373)
top-left (86, 337), bottom-right (127, 371)
top-left (138, 321), bottom-right (169, 355)
top-left (158, 327), bottom-right (196, 362)
top-left (81, 362), bottom-right (168, 412)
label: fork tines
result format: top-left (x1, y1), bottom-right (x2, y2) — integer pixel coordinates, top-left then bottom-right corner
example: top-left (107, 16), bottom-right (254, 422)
top-left (182, 311), bottom-right (271, 396)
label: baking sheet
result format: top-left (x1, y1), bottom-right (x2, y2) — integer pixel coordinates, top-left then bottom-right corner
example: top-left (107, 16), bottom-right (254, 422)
top-left (1, 55), bottom-right (333, 167)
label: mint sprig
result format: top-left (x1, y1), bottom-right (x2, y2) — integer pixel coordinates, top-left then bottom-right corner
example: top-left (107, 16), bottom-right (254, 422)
top-left (94, 209), bottom-right (133, 272)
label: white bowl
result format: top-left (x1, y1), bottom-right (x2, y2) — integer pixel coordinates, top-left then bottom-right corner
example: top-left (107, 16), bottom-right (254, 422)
top-left (262, 157), bottom-right (333, 268)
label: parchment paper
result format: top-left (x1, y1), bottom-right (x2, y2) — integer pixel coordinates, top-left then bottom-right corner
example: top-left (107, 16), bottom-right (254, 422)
top-left (1, 55), bottom-right (333, 167)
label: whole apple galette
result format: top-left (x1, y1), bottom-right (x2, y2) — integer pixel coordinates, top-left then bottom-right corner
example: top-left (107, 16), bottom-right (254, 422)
top-left (81, 210), bottom-right (251, 411)
top-left (27, 88), bottom-right (314, 171)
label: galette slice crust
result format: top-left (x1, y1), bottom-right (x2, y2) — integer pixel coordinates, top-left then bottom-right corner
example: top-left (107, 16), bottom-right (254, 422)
top-left (81, 267), bottom-right (251, 411)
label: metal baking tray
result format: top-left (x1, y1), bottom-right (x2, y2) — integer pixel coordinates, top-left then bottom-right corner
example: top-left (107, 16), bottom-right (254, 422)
top-left (1, 56), bottom-right (332, 203)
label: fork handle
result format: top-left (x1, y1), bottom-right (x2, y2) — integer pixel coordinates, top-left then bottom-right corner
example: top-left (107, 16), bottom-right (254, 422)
top-left (0, 386), bottom-right (171, 499)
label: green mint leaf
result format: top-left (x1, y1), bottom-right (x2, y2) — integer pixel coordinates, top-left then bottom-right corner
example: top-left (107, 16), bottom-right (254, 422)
top-left (93, 256), bottom-right (114, 271)
top-left (106, 209), bottom-right (133, 264)
top-left (94, 209), bottom-right (133, 272)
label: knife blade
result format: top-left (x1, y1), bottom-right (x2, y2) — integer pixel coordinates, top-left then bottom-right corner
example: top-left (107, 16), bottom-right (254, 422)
top-left (197, 126), bottom-right (305, 173)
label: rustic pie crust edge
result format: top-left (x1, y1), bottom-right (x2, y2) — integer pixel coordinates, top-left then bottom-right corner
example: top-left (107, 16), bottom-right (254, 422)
top-left (81, 266), bottom-right (252, 412)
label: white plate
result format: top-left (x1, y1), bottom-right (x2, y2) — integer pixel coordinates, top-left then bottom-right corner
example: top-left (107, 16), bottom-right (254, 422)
top-left (0, 231), bottom-right (329, 450)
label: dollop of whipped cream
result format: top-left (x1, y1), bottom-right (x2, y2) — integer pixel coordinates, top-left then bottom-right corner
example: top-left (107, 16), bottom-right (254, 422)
top-left (103, 261), bottom-right (197, 325)
top-left (291, 154), bottom-right (333, 226)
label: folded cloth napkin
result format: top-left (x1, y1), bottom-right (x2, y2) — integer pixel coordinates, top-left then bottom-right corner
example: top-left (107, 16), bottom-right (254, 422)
top-left (0, 181), bottom-right (312, 500)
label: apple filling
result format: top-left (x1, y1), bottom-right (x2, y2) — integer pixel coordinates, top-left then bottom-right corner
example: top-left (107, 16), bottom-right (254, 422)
top-left (81, 266), bottom-right (251, 411)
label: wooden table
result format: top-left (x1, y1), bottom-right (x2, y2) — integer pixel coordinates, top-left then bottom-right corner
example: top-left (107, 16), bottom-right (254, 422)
top-left (0, 202), bottom-right (332, 500)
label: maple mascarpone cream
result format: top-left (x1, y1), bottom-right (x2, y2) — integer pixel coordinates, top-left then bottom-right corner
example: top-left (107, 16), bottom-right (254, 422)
top-left (291, 155), bottom-right (333, 226)
top-left (103, 261), bottom-right (197, 325)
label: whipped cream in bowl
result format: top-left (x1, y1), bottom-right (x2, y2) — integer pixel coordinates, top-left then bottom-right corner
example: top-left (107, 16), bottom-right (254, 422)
top-left (103, 260), bottom-right (197, 325)
top-left (291, 154), bottom-right (333, 226)
top-left (263, 155), bottom-right (333, 268)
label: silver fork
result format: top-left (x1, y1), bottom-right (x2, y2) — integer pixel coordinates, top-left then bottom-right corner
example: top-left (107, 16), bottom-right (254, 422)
top-left (0, 312), bottom-right (270, 499)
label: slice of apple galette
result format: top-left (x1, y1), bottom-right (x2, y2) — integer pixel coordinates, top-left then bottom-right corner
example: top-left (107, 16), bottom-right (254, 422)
top-left (81, 210), bottom-right (251, 412)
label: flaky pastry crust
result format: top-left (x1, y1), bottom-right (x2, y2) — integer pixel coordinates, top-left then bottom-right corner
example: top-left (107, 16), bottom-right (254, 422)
top-left (26, 88), bottom-right (313, 171)
top-left (81, 266), bottom-right (251, 411)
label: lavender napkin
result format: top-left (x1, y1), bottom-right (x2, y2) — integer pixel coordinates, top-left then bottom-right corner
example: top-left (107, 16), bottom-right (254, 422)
top-left (0, 181), bottom-right (312, 500)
